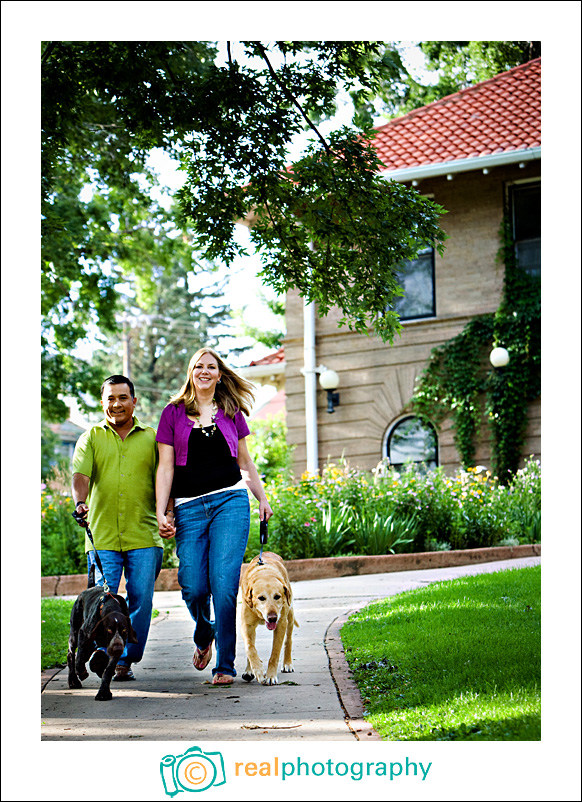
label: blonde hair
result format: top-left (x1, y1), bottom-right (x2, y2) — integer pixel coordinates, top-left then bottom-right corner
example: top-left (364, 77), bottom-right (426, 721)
top-left (170, 347), bottom-right (255, 418)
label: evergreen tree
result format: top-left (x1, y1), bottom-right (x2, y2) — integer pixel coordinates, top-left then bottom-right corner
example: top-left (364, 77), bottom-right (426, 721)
top-left (90, 259), bottom-right (231, 426)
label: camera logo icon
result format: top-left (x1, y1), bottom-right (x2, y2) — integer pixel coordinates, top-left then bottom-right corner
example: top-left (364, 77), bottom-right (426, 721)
top-left (161, 746), bottom-right (226, 795)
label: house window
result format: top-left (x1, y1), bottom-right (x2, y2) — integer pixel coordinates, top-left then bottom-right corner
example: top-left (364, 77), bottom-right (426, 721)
top-left (392, 247), bottom-right (436, 321)
top-left (386, 416), bottom-right (438, 472)
top-left (509, 182), bottom-right (541, 278)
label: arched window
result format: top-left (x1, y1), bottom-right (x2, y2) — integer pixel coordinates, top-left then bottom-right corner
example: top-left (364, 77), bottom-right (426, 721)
top-left (386, 416), bottom-right (438, 472)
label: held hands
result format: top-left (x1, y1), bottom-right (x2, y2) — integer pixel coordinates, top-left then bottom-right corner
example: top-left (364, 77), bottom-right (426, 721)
top-left (157, 510), bottom-right (176, 539)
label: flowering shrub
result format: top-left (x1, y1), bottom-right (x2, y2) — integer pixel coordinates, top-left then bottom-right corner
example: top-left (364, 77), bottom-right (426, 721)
top-left (246, 457), bottom-right (541, 561)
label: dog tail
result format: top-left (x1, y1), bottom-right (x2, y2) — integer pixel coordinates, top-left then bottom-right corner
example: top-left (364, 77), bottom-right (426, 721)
top-left (88, 562), bottom-right (96, 589)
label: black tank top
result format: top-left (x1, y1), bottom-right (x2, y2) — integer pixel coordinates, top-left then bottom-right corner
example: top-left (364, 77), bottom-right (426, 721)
top-left (171, 425), bottom-right (243, 498)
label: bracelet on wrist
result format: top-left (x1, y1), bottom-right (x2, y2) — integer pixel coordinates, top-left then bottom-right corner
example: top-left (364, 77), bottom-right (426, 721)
top-left (76, 500), bottom-right (86, 508)
top-left (165, 509), bottom-right (174, 515)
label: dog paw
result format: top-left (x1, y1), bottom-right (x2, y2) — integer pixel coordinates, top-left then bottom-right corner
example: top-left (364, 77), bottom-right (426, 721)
top-left (263, 675), bottom-right (279, 686)
top-left (281, 663), bottom-right (294, 673)
top-left (68, 676), bottom-right (83, 689)
top-left (95, 688), bottom-right (113, 701)
top-left (77, 668), bottom-right (89, 681)
top-left (241, 671), bottom-right (255, 683)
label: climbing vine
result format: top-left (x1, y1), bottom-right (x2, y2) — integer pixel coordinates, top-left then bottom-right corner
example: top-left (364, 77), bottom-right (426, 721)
top-left (411, 209), bottom-right (541, 482)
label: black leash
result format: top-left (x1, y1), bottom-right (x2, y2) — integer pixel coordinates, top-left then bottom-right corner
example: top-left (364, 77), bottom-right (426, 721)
top-left (72, 509), bottom-right (110, 593)
top-left (257, 519), bottom-right (269, 566)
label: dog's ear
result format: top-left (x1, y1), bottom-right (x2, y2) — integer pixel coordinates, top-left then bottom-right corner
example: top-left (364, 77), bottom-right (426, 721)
top-left (89, 619), bottom-right (104, 643)
top-left (127, 619), bottom-right (139, 644)
top-left (284, 585), bottom-right (292, 605)
top-left (244, 586), bottom-right (254, 609)
top-left (116, 595), bottom-right (130, 617)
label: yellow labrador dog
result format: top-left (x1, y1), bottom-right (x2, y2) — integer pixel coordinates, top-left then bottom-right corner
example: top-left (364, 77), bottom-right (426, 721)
top-left (240, 551), bottom-right (298, 685)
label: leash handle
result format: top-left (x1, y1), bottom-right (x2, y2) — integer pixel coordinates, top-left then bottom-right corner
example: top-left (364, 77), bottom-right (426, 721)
top-left (71, 509), bottom-right (109, 592)
top-left (260, 518), bottom-right (269, 545)
top-left (258, 518), bottom-right (268, 565)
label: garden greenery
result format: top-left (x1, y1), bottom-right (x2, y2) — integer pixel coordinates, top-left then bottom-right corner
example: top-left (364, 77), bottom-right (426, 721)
top-left (411, 212), bottom-right (541, 480)
top-left (247, 412), bottom-right (294, 483)
top-left (41, 468), bottom-right (178, 576)
top-left (245, 456), bottom-right (541, 563)
top-left (42, 458), bottom-right (541, 576)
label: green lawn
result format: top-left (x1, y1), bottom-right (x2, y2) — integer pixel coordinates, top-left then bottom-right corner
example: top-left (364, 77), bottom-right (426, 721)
top-left (41, 598), bottom-right (75, 671)
top-left (341, 565), bottom-right (541, 740)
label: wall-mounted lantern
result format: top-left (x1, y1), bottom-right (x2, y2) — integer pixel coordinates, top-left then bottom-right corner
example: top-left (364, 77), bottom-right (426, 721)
top-left (318, 367), bottom-right (340, 413)
top-left (490, 346), bottom-right (510, 367)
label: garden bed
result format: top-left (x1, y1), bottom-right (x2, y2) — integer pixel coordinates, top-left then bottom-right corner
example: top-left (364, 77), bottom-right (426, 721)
top-left (41, 543), bottom-right (540, 597)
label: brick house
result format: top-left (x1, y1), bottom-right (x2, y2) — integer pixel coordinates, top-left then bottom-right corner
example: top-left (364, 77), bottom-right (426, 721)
top-left (281, 58), bottom-right (541, 477)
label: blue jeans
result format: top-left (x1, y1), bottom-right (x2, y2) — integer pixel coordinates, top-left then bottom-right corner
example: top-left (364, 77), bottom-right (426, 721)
top-left (174, 489), bottom-right (250, 677)
top-left (87, 546), bottom-right (163, 667)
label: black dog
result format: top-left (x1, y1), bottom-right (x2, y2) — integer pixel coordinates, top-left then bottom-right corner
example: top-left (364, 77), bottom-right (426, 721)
top-left (67, 576), bottom-right (138, 701)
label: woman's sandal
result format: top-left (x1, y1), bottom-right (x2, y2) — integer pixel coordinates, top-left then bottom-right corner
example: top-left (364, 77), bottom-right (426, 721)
top-left (192, 642), bottom-right (213, 671)
top-left (212, 673), bottom-right (234, 686)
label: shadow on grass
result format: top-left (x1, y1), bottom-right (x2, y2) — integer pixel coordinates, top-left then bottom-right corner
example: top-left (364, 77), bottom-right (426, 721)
top-left (412, 713), bottom-right (541, 741)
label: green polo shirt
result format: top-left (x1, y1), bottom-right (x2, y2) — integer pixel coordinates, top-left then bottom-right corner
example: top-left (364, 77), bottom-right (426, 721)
top-left (72, 416), bottom-right (162, 552)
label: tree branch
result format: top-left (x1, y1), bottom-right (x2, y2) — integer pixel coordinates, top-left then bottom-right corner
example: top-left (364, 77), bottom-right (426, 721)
top-left (255, 42), bottom-right (332, 156)
top-left (42, 41), bottom-right (58, 66)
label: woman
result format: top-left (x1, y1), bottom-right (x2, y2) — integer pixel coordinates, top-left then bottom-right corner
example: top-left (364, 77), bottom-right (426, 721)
top-left (155, 348), bottom-right (273, 685)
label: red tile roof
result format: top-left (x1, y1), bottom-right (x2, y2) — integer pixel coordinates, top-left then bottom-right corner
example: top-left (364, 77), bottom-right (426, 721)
top-left (249, 347), bottom-right (285, 366)
top-left (373, 58), bottom-right (541, 173)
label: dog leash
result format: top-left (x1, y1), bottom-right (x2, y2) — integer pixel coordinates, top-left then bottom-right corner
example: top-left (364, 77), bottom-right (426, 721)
top-left (258, 519), bottom-right (269, 566)
top-left (72, 509), bottom-right (110, 593)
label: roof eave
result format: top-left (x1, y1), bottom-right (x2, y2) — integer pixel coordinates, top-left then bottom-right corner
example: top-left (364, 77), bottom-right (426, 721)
top-left (379, 147), bottom-right (541, 183)
top-left (237, 363), bottom-right (285, 380)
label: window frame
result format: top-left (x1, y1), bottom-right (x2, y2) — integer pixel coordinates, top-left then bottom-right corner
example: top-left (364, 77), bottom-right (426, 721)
top-left (506, 178), bottom-right (541, 278)
top-left (391, 246), bottom-right (437, 323)
top-left (383, 414), bottom-right (439, 472)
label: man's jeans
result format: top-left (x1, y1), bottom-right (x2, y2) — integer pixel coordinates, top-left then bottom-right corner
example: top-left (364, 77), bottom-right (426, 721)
top-left (174, 489), bottom-right (250, 677)
top-left (87, 546), bottom-right (163, 667)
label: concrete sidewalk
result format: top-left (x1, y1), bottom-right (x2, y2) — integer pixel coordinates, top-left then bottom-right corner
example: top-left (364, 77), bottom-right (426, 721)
top-left (41, 555), bottom-right (540, 741)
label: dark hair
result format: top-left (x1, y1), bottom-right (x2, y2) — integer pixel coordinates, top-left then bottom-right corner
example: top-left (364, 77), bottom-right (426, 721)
top-left (101, 375), bottom-right (136, 398)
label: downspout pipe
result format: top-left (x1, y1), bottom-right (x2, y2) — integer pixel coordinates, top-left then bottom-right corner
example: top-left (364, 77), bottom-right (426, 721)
top-left (302, 298), bottom-right (318, 474)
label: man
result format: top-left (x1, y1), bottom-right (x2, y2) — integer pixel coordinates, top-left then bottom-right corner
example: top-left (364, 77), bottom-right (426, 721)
top-left (72, 375), bottom-right (163, 681)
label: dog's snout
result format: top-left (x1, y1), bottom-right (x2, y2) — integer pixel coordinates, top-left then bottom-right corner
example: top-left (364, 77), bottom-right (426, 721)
top-left (266, 614), bottom-right (278, 631)
top-left (107, 631), bottom-right (125, 656)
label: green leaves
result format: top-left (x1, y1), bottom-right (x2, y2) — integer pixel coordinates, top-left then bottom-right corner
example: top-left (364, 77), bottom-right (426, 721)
top-left (241, 129), bottom-right (447, 343)
top-left (411, 211), bottom-right (540, 479)
top-left (42, 41), bottom-right (448, 416)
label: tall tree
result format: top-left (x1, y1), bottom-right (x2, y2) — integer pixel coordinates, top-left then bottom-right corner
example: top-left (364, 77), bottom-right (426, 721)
top-left (89, 259), bottom-right (231, 426)
top-left (352, 40), bottom-right (541, 122)
top-left (42, 40), bottom-right (447, 419)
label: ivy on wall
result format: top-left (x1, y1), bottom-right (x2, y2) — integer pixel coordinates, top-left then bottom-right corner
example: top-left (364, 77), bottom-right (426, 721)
top-left (411, 211), bottom-right (541, 482)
